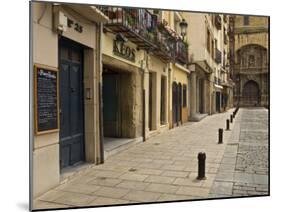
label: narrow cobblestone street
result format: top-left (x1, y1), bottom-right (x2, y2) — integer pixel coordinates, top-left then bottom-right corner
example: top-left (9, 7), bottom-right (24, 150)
top-left (34, 108), bottom-right (269, 210)
top-left (210, 107), bottom-right (269, 197)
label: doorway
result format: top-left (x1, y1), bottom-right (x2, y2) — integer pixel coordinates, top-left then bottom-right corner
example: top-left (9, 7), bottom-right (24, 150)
top-left (59, 38), bottom-right (85, 169)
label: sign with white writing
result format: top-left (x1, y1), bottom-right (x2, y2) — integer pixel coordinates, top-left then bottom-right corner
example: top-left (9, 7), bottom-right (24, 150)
top-left (34, 64), bottom-right (59, 135)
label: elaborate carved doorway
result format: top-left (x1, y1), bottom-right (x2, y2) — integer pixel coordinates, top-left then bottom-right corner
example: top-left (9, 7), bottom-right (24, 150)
top-left (242, 80), bottom-right (260, 106)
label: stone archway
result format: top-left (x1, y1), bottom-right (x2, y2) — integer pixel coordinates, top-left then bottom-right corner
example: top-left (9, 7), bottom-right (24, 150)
top-left (242, 80), bottom-right (260, 106)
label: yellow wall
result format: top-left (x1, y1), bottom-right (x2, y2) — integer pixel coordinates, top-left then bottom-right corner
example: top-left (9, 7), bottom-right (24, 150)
top-left (102, 33), bottom-right (144, 68)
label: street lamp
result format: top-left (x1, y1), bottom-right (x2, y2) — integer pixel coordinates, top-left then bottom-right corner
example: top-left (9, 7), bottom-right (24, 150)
top-left (179, 19), bottom-right (188, 40)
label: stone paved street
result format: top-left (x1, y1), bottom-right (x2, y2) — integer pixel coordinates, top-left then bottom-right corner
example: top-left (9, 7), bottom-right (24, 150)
top-left (210, 107), bottom-right (269, 197)
top-left (34, 108), bottom-right (269, 210)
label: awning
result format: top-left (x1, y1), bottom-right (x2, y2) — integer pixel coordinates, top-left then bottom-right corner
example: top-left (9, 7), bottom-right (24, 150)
top-left (67, 5), bottom-right (109, 23)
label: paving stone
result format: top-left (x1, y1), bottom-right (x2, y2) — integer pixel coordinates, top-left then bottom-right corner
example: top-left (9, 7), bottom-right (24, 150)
top-left (122, 190), bottom-right (162, 202)
top-left (33, 200), bottom-right (72, 210)
top-left (116, 181), bottom-right (150, 190)
top-left (55, 183), bottom-right (101, 195)
top-left (119, 173), bottom-right (149, 182)
top-left (215, 172), bottom-right (234, 182)
top-left (234, 173), bottom-right (255, 184)
top-left (50, 192), bottom-right (97, 207)
top-left (253, 174), bottom-right (268, 185)
top-left (157, 194), bottom-right (196, 201)
top-left (176, 186), bottom-right (209, 197)
top-left (210, 181), bottom-right (233, 195)
top-left (144, 175), bottom-right (175, 184)
top-left (94, 186), bottom-right (130, 199)
top-left (161, 164), bottom-right (186, 171)
top-left (88, 177), bottom-right (122, 187)
top-left (90, 197), bottom-right (131, 206)
top-left (135, 168), bottom-right (163, 176)
top-left (145, 183), bottom-right (180, 194)
top-left (161, 170), bottom-right (190, 178)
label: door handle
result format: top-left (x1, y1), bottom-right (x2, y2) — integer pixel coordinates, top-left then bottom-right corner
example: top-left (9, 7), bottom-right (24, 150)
top-left (71, 87), bottom-right (75, 92)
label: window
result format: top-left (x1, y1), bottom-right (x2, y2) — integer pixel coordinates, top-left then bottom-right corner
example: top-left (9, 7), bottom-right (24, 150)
top-left (211, 39), bottom-right (214, 59)
top-left (248, 55), bottom-right (255, 67)
top-left (243, 16), bottom-right (249, 25)
top-left (207, 29), bottom-right (210, 53)
top-left (183, 84), bottom-right (187, 107)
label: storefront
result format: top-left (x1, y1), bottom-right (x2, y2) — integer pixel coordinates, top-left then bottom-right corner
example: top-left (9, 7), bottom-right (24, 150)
top-left (170, 63), bottom-right (190, 128)
top-left (32, 2), bottom-right (108, 197)
top-left (146, 55), bottom-right (169, 137)
top-left (101, 29), bottom-right (145, 157)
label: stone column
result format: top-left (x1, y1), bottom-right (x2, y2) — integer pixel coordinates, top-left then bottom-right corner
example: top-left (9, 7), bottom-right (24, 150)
top-left (190, 71), bottom-right (197, 119)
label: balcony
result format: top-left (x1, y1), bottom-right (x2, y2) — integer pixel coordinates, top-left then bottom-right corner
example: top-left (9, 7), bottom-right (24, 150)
top-left (215, 15), bottom-right (222, 30)
top-left (99, 7), bottom-right (177, 62)
top-left (175, 39), bottom-right (188, 65)
top-left (215, 48), bottom-right (222, 64)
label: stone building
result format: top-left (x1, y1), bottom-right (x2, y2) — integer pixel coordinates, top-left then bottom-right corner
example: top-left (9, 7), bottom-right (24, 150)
top-left (183, 13), bottom-right (233, 121)
top-left (232, 15), bottom-right (269, 107)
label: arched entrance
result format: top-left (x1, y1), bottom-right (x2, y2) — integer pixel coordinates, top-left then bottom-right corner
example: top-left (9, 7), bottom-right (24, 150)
top-left (242, 80), bottom-right (260, 106)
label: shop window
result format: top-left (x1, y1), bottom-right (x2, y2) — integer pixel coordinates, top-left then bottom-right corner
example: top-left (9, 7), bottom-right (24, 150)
top-left (183, 84), bottom-right (187, 107)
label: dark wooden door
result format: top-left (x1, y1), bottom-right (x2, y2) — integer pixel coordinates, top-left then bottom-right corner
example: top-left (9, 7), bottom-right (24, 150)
top-left (103, 74), bottom-right (120, 137)
top-left (242, 80), bottom-right (260, 106)
top-left (216, 92), bottom-right (221, 112)
top-left (149, 73), bottom-right (153, 130)
top-left (59, 40), bottom-right (85, 169)
top-left (178, 83), bottom-right (182, 124)
top-left (172, 82), bottom-right (178, 126)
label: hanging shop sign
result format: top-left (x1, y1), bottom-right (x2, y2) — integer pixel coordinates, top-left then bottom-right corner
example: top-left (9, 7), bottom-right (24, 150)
top-left (113, 40), bottom-right (136, 62)
top-left (34, 64), bottom-right (59, 135)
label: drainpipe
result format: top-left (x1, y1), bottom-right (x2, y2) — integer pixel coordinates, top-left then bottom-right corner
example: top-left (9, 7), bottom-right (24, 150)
top-left (98, 23), bottom-right (104, 164)
top-left (142, 52), bottom-right (147, 142)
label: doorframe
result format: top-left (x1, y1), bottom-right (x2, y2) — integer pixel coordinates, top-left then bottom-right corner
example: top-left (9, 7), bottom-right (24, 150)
top-left (58, 36), bottom-right (86, 170)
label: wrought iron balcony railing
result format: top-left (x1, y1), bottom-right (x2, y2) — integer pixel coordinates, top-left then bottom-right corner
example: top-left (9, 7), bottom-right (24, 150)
top-left (175, 39), bottom-right (188, 65)
top-left (98, 6), bottom-right (188, 63)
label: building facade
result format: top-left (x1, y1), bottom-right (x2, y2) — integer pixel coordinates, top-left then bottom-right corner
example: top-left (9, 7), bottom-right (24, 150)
top-left (32, 3), bottom-right (236, 199)
top-left (183, 13), bottom-right (233, 121)
top-left (32, 2), bottom-right (108, 197)
top-left (232, 16), bottom-right (269, 107)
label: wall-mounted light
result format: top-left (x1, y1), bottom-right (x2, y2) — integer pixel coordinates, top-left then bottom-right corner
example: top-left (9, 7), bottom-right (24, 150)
top-left (179, 19), bottom-right (188, 40)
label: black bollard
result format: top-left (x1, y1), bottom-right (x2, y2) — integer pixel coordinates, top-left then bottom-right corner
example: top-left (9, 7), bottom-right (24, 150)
top-left (230, 115), bottom-right (233, 123)
top-left (218, 128), bottom-right (223, 144)
top-left (233, 112), bottom-right (235, 119)
top-left (226, 119), bottom-right (230, 130)
top-left (197, 152), bottom-right (206, 180)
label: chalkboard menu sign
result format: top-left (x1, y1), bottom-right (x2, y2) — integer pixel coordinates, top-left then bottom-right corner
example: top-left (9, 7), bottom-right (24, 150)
top-left (34, 64), bottom-right (59, 135)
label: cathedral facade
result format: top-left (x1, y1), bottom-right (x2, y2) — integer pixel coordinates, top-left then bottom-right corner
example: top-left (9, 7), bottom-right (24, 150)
top-left (232, 16), bottom-right (269, 107)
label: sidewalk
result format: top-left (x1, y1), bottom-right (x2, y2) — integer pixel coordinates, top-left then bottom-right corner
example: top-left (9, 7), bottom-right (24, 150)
top-left (210, 107), bottom-right (269, 197)
top-left (34, 108), bottom-right (239, 209)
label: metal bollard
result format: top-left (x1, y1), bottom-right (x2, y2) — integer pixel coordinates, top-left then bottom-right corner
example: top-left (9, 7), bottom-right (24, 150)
top-left (233, 112), bottom-right (235, 119)
top-left (197, 152), bottom-right (206, 180)
top-left (226, 119), bottom-right (230, 130)
top-left (218, 128), bottom-right (223, 144)
top-left (230, 115), bottom-right (233, 123)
